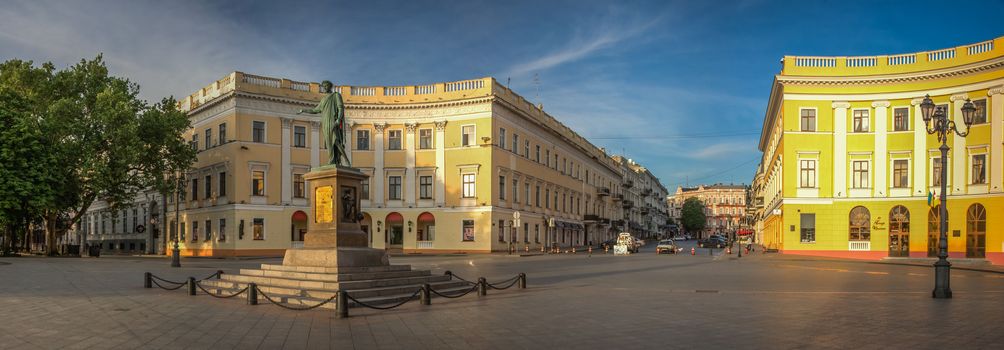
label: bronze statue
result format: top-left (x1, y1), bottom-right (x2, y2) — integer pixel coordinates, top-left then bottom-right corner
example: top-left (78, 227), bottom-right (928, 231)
top-left (298, 80), bottom-right (347, 166)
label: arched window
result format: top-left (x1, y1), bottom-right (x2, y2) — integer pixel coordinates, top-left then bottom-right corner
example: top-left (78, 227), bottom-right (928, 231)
top-left (849, 206), bottom-right (871, 241)
top-left (966, 204), bottom-right (986, 258)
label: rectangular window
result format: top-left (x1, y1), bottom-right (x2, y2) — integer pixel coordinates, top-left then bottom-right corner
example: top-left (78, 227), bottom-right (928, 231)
top-left (524, 223), bottom-right (529, 243)
top-left (800, 109), bottom-right (815, 132)
top-left (419, 129), bottom-right (432, 149)
top-left (253, 218), bottom-right (264, 240)
top-left (524, 140), bottom-right (530, 158)
top-left (191, 221), bottom-right (199, 242)
top-left (498, 128), bottom-right (506, 149)
top-left (893, 107), bottom-right (909, 131)
top-left (132, 209), bottom-right (137, 233)
top-left (462, 173), bottom-right (476, 198)
top-left (253, 121), bottom-right (265, 143)
top-left (387, 130), bottom-right (402, 150)
top-left (205, 219), bottom-right (212, 241)
top-left (252, 171), bottom-right (265, 196)
top-left (535, 185), bottom-right (540, 207)
top-left (545, 189), bottom-right (550, 208)
top-left (356, 130), bottom-right (370, 150)
top-left (361, 178), bottom-right (370, 200)
top-left (932, 158), bottom-right (943, 186)
top-left (204, 175), bottom-right (212, 198)
top-left (534, 224), bottom-right (540, 243)
top-left (513, 179), bottom-right (519, 203)
top-left (973, 99), bottom-right (987, 124)
top-left (535, 145), bottom-right (540, 162)
top-left (498, 219), bottom-right (505, 242)
top-left (462, 125), bottom-right (475, 146)
top-left (180, 222), bottom-right (185, 241)
top-left (419, 176), bottom-right (433, 199)
top-left (191, 134), bottom-right (198, 150)
top-left (462, 219), bottom-right (475, 241)
top-left (546, 150), bottom-right (550, 167)
top-left (524, 183), bottom-right (530, 206)
top-left (853, 110), bottom-right (869, 132)
top-left (293, 173), bottom-right (305, 198)
top-left (972, 154), bottom-right (986, 184)
top-left (800, 214), bottom-right (815, 243)
top-left (799, 159), bottom-right (816, 188)
top-left (388, 176), bottom-right (402, 200)
top-left (191, 179), bottom-right (199, 200)
top-left (218, 172), bottom-right (226, 197)
top-left (852, 160), bottom-right (869, 188)
top-left (294, 125), bottom-right (306, 148)
top-left (512, 134), bottom-right (519, 154)
top-left (205, 128), bottom-right (212, 149)
top-left (893, 159), bottom-right (909, 188)
top-left (219, 218), bottom-right (226, 241)
top-left (499, 175), bottom-right (506, 200)
top-left (219, 123), bottom-right (227, 144)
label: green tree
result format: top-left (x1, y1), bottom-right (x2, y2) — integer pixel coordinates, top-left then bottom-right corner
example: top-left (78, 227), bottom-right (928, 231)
top-left (0, 56), bottom-right (196, 255)
top-left (681, 197), bottom-right (706, 234)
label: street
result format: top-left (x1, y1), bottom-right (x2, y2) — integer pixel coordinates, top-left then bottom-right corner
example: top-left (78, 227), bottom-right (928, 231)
top-left (2, 250), bottom-right (1003, 349)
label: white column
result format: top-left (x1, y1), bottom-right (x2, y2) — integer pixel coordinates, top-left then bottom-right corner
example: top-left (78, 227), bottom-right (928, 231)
top-left (281, 117), bottom-right (292, 204)
top-left (833, 102), bottom-right (850, 197)
top-left (405, 122), bottom-right (417, 206)
top-left (434, 120), bottom-right (447, 207)
top-left (373, 123), bottom-right (387, 206)
top-left (345, 121), bottom-right (355, 166)
top-left (951, 94), bottom-right (969, 195)
top-left (872, 101), bottom-right (889, 196)
top-left (309, 121), bottom-right (320, 169)
top-left (990, 87), bottom-right (1004, 193)
top-left (912, 98), bottom-right (927, 196)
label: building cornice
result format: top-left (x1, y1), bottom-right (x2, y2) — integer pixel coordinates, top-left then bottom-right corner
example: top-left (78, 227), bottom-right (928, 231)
top-left (777, 55), bottom-right (1004, 86)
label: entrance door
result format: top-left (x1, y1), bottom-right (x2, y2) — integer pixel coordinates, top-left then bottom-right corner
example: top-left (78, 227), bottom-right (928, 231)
top-left (389, 225), bottom-right (403, 247)
top-left (927, 206), bottom-right (942, 257)
top-left (966, 204), bottom-right (986, 258)
top-left (888, 206), bottom-right (910, 257)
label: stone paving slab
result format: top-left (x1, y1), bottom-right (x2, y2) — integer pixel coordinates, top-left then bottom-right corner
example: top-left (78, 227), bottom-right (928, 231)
top-left (2, 246), bottom-right (1004, 349)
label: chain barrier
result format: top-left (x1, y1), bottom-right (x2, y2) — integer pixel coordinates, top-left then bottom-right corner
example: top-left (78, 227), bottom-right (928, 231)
top-left (486, 276), bottom-right (521, 290)
top-left (344, 287), bottom-right (423, 310)
top-left (255, 286), bottom-right (339, 311)
top-left (428, 284), bottom-right (480, 299)
top-left (151, 278), bottom-right (187, 290)
top-left (150, 274), bottom-right (187, 286)
top-left (195, 281), bottom-right (249, 299)
top-left (443, 270), bottom-right (477, 285)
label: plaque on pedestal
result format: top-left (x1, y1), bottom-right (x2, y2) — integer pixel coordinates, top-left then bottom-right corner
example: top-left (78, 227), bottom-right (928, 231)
top-left (282, 165), bottom-right (389, 268)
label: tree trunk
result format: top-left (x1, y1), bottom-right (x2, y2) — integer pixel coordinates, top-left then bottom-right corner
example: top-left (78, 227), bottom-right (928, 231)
top-left (44, 212), bottom-right (58, 256)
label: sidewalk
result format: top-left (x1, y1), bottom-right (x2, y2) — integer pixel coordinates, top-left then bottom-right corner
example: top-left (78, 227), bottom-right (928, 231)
top-left (764, 253), bottom-right (1004, 274)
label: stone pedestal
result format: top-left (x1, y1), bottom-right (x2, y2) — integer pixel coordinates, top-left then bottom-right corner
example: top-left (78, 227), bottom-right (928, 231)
top-left (282, 165), bottom-right (389, 268)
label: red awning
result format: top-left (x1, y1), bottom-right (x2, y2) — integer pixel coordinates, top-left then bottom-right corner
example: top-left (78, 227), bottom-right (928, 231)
top-left (291, 210), bottom-right (308, 221)
top-left (417, 212), bottom-right (435, 223)
top-left (386, 212), bottom-right (404, 223)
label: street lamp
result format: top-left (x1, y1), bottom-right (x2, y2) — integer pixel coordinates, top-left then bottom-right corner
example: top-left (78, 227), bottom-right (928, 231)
top-left (920, 94), bottom-right (975, 299)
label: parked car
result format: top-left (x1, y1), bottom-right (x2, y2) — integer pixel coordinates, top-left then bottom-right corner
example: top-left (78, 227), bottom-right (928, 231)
top-left (698, 236), bottom-right (727, 248)
top-left (656, 240), bottom-right (679, 254)
top-left (616, 233), bottom-right (640, 253)
top-left (634, 238), bottom-right (645, 248)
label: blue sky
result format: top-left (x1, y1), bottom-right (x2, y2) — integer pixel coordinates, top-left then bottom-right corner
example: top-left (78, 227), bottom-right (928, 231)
top-left (2, 0), bottom-right (1002, 191)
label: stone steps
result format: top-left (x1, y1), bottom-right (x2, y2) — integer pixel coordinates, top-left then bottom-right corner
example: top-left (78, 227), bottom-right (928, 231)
top-left (238, 268), bottom-right (432, 282)
top-left (199, 278), bottom-right (473, 308)
top-left (220, 272), bottom-right (451, 290)
top-left (259, 264), bottom-right (413, 274)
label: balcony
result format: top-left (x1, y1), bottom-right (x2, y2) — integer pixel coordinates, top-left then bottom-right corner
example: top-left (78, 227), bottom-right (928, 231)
top-left (611, 193), bottom-right (623, 201)
top-left (622, 180), bottom-right (634, 188)
top-left (583, 214), bottom-right (600, 221)
top-left (621, 200), bottom-right (634, 209)
top-left (597, 187), bottom-right (610, 197)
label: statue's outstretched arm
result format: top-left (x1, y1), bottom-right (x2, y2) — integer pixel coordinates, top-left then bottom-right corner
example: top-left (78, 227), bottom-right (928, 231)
top-left (297, 106), bottom-right (320, 115)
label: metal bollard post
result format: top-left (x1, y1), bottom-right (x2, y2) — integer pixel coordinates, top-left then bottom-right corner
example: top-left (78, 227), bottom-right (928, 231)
top-left (188, 277), bottom-right (197, 296)
top-left (478, 277), bottom-right (487, 296)
top-left (444, 270), bottom-right (453, 278)
top-left (144, 272), bottom-right (152, 288)
top-left (421, 284), bottom-right (431, 305)
top-left (518, 273), bottom-right (526, 289)
top-left (248, 283), bottom-right (258, 305)
top-left (336, 290), bottom-right (348, 318)
top-left (217, 270), bottom-right (225, 279)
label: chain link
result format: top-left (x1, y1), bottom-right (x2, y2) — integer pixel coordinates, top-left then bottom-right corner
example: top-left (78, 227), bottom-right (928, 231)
top-left (256, 286), bottom-right (338, 311)
top-left (195, 281), bottom-right (248, 299)
top-left (344, 288), bottom-right (422, 310)
top-left (151, 278), bottom-right (186, 290)
top-left (429, 284), bottom-right (479, 299)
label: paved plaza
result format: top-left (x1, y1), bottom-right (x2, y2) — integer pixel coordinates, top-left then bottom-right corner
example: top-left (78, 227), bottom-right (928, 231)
top-left (2, 243), bottom-right (1004, 349)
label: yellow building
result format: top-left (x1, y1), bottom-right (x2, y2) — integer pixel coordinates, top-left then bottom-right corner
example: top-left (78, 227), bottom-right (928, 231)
top-left (163, 72), bottom-right (631, 256)
top-left (754, 36), bottom-right (1003, 264)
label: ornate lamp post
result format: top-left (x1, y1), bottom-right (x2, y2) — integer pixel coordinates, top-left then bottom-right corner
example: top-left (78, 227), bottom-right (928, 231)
top-left (920, 94), bottom-right (976, 299)
top-left (171, 176), bottom-right (182, 268)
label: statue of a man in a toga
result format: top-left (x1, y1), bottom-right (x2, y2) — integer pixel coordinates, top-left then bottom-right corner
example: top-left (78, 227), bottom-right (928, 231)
top-left (298, 80), bottom-right (347, 166)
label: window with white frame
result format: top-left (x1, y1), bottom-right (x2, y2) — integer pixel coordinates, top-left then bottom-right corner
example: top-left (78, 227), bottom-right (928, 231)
top-left (462, 125), bottom-right (475, 146)
top-left (892, 159), bottom-right (909, 188)
top-left (800, 109), bottom-right (815, 132)
top-left (973, 99), bottom-right (987, 124)
top-left (419, 129), bottom-right (432, 149)
top-left (294, 125), bottom-right (306, 148)
top-left (388, 176), bottom-right (402, 200)
top-left (852, 160), bottom-right (869, 188)
top-left (932, 157), bottom-right (944, 186)
top-left (419, 176), bottom-right (433, 199)
top-left (971, 154), bottom-right (986, 184)
top-left (253, 218), bottom-right (264, 240)
top-left (799, 159), bottom-right (816, 188)
top-left (462, 173), bottom-right (476, 198)
top-left (387, 130), bottom-right (402, 150)
top-left (499, 175), bottom-right (506, 200)
top-left (852, 110), bottom-right (869, 132)
top-left (356, 130), bottom-right (370, 150)
top-left (498, 128), bottom-right (506, 149)
top-left (893, 107), bottom-right (909, 131)
top-left (252, 171), bottom-right (265, 196)
top-left (252, 121), bottom-right (265, 143)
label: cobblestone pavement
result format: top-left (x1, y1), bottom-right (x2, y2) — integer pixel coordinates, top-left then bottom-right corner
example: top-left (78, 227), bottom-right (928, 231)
top-left (2, 244), bottom-right (1004, 350)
